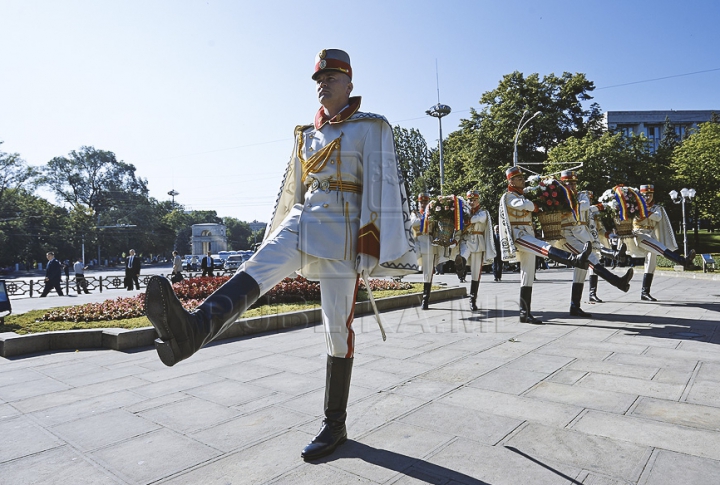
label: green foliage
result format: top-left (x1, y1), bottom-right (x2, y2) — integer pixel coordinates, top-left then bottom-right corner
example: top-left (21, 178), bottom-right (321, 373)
top-left (393, 126), bottom-right (431, 209)
top-left (223, 217), bottom-right (252, 250)
top-left (671, 121), bottom-right (720, 230)
top-left (436, 71), bottom-right (601, 218)
top-left (546, 132), bottom-right (655, 195)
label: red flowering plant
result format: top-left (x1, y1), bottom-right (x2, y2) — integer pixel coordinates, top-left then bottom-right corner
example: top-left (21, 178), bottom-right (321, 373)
top-left (524, 175), bottom-right (579, 215)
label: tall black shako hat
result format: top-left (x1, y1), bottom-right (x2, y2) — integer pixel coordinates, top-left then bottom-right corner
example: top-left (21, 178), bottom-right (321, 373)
top-left (312, 49), bottom-right (352, 80)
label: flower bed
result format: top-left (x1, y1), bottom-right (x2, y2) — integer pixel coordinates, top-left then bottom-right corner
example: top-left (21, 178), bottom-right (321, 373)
top-left (40, 275), bottom-right (413, 323)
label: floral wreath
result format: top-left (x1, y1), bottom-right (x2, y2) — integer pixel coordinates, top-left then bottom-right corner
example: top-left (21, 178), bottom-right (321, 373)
top-left (420, 194), bottom-right (465, 233)
top-left (524, 175), bottom-right (579, 220)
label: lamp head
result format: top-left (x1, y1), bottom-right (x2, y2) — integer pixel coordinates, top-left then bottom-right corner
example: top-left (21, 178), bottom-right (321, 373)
top-left (669, 190), bottom-right (679, 201)
top-left (688, 188), bottom-right (697, 198)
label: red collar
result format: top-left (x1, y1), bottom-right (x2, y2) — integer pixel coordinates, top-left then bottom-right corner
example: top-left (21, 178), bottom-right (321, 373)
top-left (314, 96), bottom-right (361, 130)
top-left (508, 185), bottom-right (523, 195)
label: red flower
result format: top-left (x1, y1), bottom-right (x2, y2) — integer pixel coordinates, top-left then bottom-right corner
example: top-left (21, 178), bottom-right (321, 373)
top-left (551, 191), bottom-right (557, 197)
top-left (547, 200), bottom-right (553, 205)
top-left (543, 192), bottom-right (549, 197)
top-left (554, 200), bottom-right (560, 205)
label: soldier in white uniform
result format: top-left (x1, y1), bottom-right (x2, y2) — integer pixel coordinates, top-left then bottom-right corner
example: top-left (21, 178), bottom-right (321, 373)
top-left (555, 171), bottom-right (633, 317)
top-left (586, 191), bottom-right (630, 303)
top-left (412, 194), bottom-right (462, 309)
top-left (458, 190), bottom-right (495, 311)
top-left (628, 184), bottom-right (694, 301)
top-left (144, 49), bottom-right (417, 461)
top-left (498, 166), bottom-right (592, 324)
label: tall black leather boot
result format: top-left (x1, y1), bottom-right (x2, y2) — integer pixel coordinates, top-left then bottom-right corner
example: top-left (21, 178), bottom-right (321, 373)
top-left (145, 272), bottom-right (260, 367)
top-left (663, 248), bottom-right (696, 268)
top-left (641, 273), bottom-right (657, 301)
top-left (421, 282), bottom-right (431, 310)
top-left (469, 280), bottom-right (479, 311)
top-left (547, 242), bottom-right (592, 269)
top-left (570, 283), bottom-right (592, 317)
top-left (455, 255), bottom-right (467, 282)
top-left (588, 275), bottom-right (603, 303)
top-left (592, 264), bottom-right (633, 292)
top-left (519, 286), bottom-right (542, 324)
top-left (302, 356), bottom-right (353, 461)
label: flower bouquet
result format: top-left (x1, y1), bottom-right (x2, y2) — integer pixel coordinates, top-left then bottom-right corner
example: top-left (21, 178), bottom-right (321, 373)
top-left (598, 185), bottom-right (649, 237)
top-left (421, 194), bottom-right (465, 247)
top-left (524, 176), bottom-right (579, 240)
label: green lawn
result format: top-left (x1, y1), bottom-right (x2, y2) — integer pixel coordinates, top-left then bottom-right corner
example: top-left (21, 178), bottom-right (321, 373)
top-left (679, 229), bottom-right (720, 253)
top-left (0, 284), bottom-right (427, 335)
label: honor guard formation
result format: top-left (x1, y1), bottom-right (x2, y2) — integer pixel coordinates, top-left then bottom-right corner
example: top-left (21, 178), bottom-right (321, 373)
top-left (144, 48), bottom-right (697, 461)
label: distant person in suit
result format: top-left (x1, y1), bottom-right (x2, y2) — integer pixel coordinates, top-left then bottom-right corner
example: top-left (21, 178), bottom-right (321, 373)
top-left (40, 251), bottom-right (64, 297)
top-left (125, 249), bottom-right (141, 290)
top-left (171, 250), bottom-right (184, 284)
top-left (201, 251), bottom-right (214, 277)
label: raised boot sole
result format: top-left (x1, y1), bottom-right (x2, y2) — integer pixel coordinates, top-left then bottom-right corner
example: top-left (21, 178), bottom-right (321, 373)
top-left (145, 276), bottom-right (185, 367)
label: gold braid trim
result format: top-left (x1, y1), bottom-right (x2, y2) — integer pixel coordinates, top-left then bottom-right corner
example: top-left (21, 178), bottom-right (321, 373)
top-left (301, 135), bottom-right (343, 184)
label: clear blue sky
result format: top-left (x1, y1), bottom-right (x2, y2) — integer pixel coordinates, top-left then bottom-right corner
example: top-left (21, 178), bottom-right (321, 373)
top-left (2, 0), bottom-right (719, 223)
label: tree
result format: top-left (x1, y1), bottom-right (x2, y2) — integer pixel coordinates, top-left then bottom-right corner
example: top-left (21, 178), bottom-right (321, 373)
top-left (437, 71), bottom-right (603, 216)
top-left (41, 146), bottom-right (149, 214)
top-left (224, 217), bottom-right (253, 250)
top-left (671, 121), bottom-right (720, 240)
top-left (393, 126), bottom-right (431, 210)
top-left (546, 131), bottom-right (655, 195)
top-left (0, 188), bottom-right (72, 267)
top-left (0, 142), bottom-right (39, 209)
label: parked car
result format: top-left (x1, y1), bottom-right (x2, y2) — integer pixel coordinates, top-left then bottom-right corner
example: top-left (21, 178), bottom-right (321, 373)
top-left (222, 254), bottom-right (245, 272)
top-left (182, 255), bottom-right (200, 271)
top-left (212, 255), bottom-right (224, 270)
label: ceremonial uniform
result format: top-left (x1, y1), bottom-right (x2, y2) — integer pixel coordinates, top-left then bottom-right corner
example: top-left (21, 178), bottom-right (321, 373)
top-left (144, 49), bottom-right (416, 462)
top-left (459, 191), bottom-right (495, 311)
top-left (555, 172), bottom-right (633, 317)
top-left (412, 195), bottom-right (442, 310)
top-left (498, 167), bottom-right (591, 324)
top-left (626, 184), bottom-right (694, 300)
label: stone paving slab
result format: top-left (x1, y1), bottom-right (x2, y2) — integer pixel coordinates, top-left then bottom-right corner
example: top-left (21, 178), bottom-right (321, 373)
top-left (0, 271), bottom-right (718, 483)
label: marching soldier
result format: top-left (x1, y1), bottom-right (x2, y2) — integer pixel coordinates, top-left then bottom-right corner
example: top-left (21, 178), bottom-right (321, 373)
top-left (412, 193), bottom-right (461, 310)
top-left (630, 184), bottom-right (695, 301)
top-left (458, 190), bottom-right (495, 311)
top-left (498, 166), bottom-right (592, 324)
top-left (144, 49), bottom-right (417, 461)
top-left (556, 171), bottom-right (633, 317)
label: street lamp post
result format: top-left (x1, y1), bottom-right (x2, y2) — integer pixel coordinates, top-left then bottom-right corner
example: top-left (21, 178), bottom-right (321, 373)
top-left (669, 188), bottom-right (696, 259)
top-left (426, 103), bottom-right (452, 194)
top-left (168, 189), bottom-right (180, 209)
top-left (513, 110), bottom-right (542, 167)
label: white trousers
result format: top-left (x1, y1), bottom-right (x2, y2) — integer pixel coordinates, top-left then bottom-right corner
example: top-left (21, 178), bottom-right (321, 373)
top-left (468, 251), bottom-right (484, 282)
top-left (514, 235), bottom-right (555, 287)
top-left (240, 207), bottom-right (358, 358)
top-left (562, 237), bottom-right (601, 284)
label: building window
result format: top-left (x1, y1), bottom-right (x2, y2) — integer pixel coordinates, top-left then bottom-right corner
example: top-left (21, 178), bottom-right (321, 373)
top-left (674, 125), bottom-right (686, 138)
top-left (618, 126), bottom-right (634, 137)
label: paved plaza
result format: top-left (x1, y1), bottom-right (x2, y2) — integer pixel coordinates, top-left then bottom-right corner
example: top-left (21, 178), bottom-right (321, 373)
top-left (0, 268), bottom-right (719, 484)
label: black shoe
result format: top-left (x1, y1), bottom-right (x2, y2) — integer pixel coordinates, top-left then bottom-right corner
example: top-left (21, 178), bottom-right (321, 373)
top-left (569, 304), bottom-right (592, 317)
top-left (519, 286), bottom-right (542, 324)
top-left (569, 283), bottom-right (592, 317)
top-left (301, 419), bottom-right (347, 461)
top-left (301, 356), bottom-right (353, 461)
top-left (145, 272), bottom-right (260, 366)
top-left (641, 273), bottom-right (657, 301)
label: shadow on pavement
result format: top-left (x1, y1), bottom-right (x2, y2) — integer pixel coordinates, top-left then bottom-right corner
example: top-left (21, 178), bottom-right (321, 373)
top-left (311, 440), bottom-right (491, 484)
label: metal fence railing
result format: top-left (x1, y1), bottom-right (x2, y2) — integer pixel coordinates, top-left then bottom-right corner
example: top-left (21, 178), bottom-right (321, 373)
top-left (3, 269), bottom-right (238, 298)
